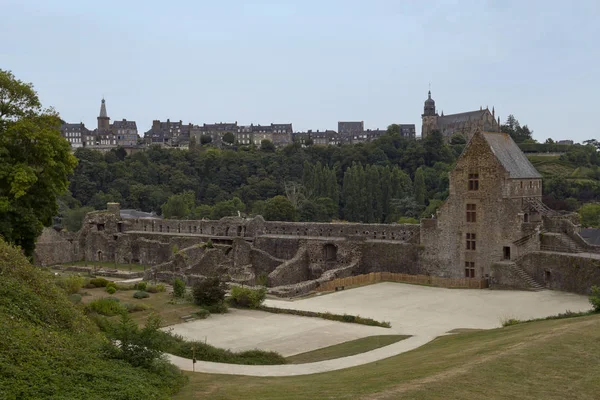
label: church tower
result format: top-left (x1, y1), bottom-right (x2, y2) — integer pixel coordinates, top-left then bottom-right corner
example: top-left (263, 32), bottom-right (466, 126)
top-left (421, 90), bottom-right (439, 139)
top-left (97, 98), bottom-right (110, 131)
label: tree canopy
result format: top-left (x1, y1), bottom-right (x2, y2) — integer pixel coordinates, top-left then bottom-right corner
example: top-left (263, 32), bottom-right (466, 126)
top-left (0, 70), bottom-right (77, 255)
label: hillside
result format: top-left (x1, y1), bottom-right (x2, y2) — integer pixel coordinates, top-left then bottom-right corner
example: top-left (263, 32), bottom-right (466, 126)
top-left (0, 240), bottom-right (186, 400)
top-left (176, 314), bottom-right (600, 399)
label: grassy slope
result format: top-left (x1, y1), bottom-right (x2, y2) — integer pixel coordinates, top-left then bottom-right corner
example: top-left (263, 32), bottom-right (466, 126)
top-left (286, 335), bottom-right (410, 364)
top-left (174, 314), bottom-right (600, 400)
top-left (0, 241), bottom-right (186, 400)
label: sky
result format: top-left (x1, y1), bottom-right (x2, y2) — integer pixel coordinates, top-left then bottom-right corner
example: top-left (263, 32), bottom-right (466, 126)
top-left (1, 0), bottom-right (598, 142)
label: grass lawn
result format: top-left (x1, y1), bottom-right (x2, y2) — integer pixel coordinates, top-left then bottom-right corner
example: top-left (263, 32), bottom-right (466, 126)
top-left (173, 314), bottom-right (600, 400)
top-left (286, 335), bottom-right (410, 364)
top-left (60, 260), bottom-right (150, 272)
top-left (81, 287), bottom-right (203, 326)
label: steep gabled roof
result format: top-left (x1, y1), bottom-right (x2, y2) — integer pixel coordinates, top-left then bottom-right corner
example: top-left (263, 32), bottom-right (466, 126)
top-left (481, 132), bottom-right (541, 179)
top-left (438, 109), bottom-right (488, 125)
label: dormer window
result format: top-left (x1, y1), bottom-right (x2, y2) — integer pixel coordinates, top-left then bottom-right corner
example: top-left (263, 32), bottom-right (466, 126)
top-left (468, 174), bottom-right (479, 191)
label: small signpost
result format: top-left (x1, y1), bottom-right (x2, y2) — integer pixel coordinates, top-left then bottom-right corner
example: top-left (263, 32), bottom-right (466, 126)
top-left (192, 345), bottom-right (196, 372)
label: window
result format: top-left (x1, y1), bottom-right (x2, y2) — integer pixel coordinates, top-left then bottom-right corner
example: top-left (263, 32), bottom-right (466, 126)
top-left (466, 233), bottom-right (476, 250)
top-left (468, 174), bottom-right (479, 191)
top-left (530, 181), bottom-right (533, 188)
top-left (466, 204), bottom-right (477, 222)
top-left (465, 262), bottom-right (475, 278)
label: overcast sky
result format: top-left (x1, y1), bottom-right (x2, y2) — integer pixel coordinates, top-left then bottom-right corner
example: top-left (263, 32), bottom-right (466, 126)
top-left (2, 0), bottom-right (598, 142)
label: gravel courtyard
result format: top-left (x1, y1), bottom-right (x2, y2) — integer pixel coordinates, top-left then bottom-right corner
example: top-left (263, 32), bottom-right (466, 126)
top-left (168, 283), bottom-right (592, 358)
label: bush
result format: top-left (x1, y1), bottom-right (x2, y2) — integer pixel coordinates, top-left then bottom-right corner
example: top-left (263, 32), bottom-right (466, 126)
top-left (124, 302), bottom-right (150, 313)
top-left (89, 277), bottom-right (110, 287)
top-left (106, 286), bottom-right (116, 294)
top-left (590, 286), bottom-right (600, 312)
top-left (68, 293), bottom-right (82, 304)
top-left (172, 278), bottom-right (186, 298)
top-left (201, 302), bottom-right (228, 314)
top-left (255, 305), bottom-right (392, 328)
top-left (56, 275), bottom-right (85, 295)
top-left (84, 283), bottom-right (96, 289)
top-left (115, 283), bottom-right (136, 291)
top-left (136, 281), bottom-right (148, 291)
top-left (87, 298), bottom-right (126, 316)
top-left (133, 291), bottom-right (150, 299)
top-left (192, 277), bottom-right (226, 306)
top-left (206, 238), bottom-right (214, 248)
top-left (146, 283), bottom-right (166, 293)
top-left (256, 273), bottom-right (268, 287)
top-left (229, 286), bottom-right (267, 309)
top-left (194, 309), bottom-right (210, 319)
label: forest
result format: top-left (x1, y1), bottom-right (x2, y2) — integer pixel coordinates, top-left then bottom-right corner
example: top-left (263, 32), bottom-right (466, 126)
top-left (60, 124), bottom-right (600, 230)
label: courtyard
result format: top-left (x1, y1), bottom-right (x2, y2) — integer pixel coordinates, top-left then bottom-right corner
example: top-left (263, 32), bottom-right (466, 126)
top-left (167, 282), bottom-right (592, 376)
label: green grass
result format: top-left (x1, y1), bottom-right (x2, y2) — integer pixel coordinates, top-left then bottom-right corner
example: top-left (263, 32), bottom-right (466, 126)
top-left (286, 335), bottom-right (410, 364)
top-left (173, 314), bottom-right (600, 400)
top-left (58, 260), bottom-right (150, 272)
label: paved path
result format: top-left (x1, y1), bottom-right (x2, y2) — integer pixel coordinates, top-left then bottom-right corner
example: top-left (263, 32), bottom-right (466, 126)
top-left (166, 283), bottom-right (591, 377)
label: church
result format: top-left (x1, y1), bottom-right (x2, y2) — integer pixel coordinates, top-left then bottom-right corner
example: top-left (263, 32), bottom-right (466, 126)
top-left (421, 90), bottom-right (501, 142)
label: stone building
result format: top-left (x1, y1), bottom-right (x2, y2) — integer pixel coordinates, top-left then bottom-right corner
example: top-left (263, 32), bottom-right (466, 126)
top-left (421, 91), bottom-right (500, 142)
top-left (421, 130), bottom-right (543, 278)
top-left (112, 119), bottom-right (138, 146)
top-left (144, 119), bottom-right (192, 147)
top-left (338, 121), bottom-right (364, 139)
top-left (60, 123), bottom-right (89, 148)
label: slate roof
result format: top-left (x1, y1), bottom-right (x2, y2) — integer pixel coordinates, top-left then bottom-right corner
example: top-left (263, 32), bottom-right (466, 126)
top-left (438, 110), bottom-right (487, 125)
top-left (579, 228), bottom-right (600, 246)
top-left (481, 132), bottom-right (542, 179)
top-left (112, 119), bottom-right (137, 130)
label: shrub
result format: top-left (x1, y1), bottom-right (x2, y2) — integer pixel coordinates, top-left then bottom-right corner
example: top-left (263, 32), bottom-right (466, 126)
top-left (229, 286), bottom-right (267, 309)
top-left (136, 281), bottom-right (148, 291)
top-left (201, 302), bottom-right (228, 314)
top-left (106, 281), bottom-right (117, 289)
top-left (194, 309), bottom-right (210, 319)
top-left (89, 277), bottom-right (110, 287)
top-left (115, 283), bottom-right (135, 291)
top-left (206, 238), bottom-right (214, 248)
top-left (172, 278), bottom-right (186, 298)
top-left (133, 291), bottom-right (150, 299)
top-left (84, 283), bottom-right (96, 289)
top-left (172, 244), bottom-right (179, 254)
top-left (192, 277), bottom-right (226, 306)
top-left (124, 302), bottom-right (150, 313)
top-left (87, 298), bottom-right (126, 316)
top-left (255, 306), bottom-right (391, 328)
top-left (146, 283), bottom-right (166, 293)
top-left (590, 286), bottom-right (600, 312)
top-left (68, 293), bottom-right (82, 304)
top-left (256, 273), bottom-right (268, 287)
top-left (106, 286), bottom-right (116, 294)
top-left (56, 275), bottom-right (85, 294)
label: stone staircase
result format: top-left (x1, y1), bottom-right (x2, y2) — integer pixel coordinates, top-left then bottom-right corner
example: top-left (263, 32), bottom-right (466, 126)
top-left (510, 263), bottom-right (545, 291)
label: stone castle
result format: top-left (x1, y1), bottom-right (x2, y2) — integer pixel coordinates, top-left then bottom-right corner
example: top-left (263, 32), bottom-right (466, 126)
top-left (36, 130), bottom-right (600, 296)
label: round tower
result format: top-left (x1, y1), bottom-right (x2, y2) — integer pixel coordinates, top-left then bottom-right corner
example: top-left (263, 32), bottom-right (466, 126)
top-left (421, 90), bottom-right (439, 139)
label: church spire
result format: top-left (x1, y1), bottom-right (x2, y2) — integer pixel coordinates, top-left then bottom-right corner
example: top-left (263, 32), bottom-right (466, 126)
top-left (97, 98), bottom-right (110, 131)
top-left (99, 98), bottom-right (108, 118)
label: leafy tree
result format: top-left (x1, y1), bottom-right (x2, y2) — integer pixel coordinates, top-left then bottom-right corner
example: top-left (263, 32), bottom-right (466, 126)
top-left (0, 70), bottom-right (77, 256)
top-left (414, 167), bottom-right (426, 206)
top-left (192, 277), bottom-right (226, 306)
top-left (260, 139), bottom-right (275, 152)
top-left (172, 278), bottom-right (186, 298)
top-left (578, 203), bottom-right (600, 227)
top-left (161, 191), bottom-right (195, 219)
top-left (264, 195), bottom-right (296, 221)
top-left (501, 115), bottom-right (533, 143)
top-left (450, 134), bottom-right (466, 145)
top-left (222, 132), bottom-right (235, 145)
top-left (211, 197), bottom-right (245, 219)
top-left (200, 134), bottom-right (212, 145)
top-left (63, 206), bottom-right (94, 232)
top-left (422, 199), bottom-right (443, 218)
top-left (190, 204), bottom-right (213, 219)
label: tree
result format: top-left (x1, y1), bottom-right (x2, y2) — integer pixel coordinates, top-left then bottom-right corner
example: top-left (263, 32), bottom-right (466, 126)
top-left (501, 115), bottom-right (533, 143)
top-left (161, 191), bottom-right (195, 219)
top-left (260, 139), bottom-right (275, 152)
top-left (450, 134), bottom-right (466, 145)
top-left (200, 135), bottom-right (212, 145)
top-left (414, 167), bottom-right (426, 206)
top-left (578, 203), bottom-right (600, 228)
top-left (63, 206), bottom-right (94, 232)
top-left (222, 132), bottom-right (235, 145)
top-left (0, 70), bottom-right (77, 256)
top-left (192, 277), bottom-right (226, 306)
top-left (264, 195), bottom-right (296, 221)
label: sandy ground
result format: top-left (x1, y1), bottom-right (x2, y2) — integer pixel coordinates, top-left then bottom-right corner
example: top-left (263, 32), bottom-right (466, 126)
top-left (167, 283), bottom-right (592, 376)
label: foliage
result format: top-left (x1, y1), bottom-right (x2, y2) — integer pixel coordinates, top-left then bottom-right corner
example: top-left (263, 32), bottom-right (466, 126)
top-left (86, 297), bottom-right (127, 316)
top-left (56, 274), bottom-right (85, 295)
top-left (161, 191), bottom-right (195, 219)
top-left (136, 281), bottom-right (148, 291)
top-left (89, 277), bottom-right (110, 287)
top-left (133, 291), bottom-right (150, 299)
top-left (201, 302), bottom-right (229, 314)
top-left (222, 131), bottom-right (235, 144)
top-left (194, 308), bottom-right (210, 319)
top-left (68, 293), bottom-right (82, 304)
top-left (228, 286), bottom-right (267, 309)
top-left (398, 216), bottom-right (419, 224)
top-left (106, 286), bottom-right (116, 294)
top-left (63, 206), bottom-right (94, 232)
top-left (257, 306), bottom-right (391, 328)
top-left (0, 70), bottom-right (78, 256)
top-left (172, 278), bottom-right (186, 298)
top-left (590, 286), bottom-right (600, 312)
top-left (205, 238), bottom-right (214, 248)
top-left (158, 330), bottom-right (286, 365)
top-left (578, 203), bottom-right (600, 228)
top-left (0, 239), bottom-right (186, 400)
top-left (192, 277), bottom-right (226, 306)
top-left (501, 114), bottom-right (534, 143)
top-left (264, 195), bottom-right (296, 221)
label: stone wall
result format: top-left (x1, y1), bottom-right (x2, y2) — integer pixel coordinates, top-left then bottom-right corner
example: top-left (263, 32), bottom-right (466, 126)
top-left (518, 252), bottom-right (600, 294)
top-left (34, 228), bottom-right (79, 266)
top-left (359, 241), bottom-right (422, 274)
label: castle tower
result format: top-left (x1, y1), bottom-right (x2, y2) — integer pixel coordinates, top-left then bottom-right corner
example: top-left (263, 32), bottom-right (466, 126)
top-left (421, 90), bottom-right (439, 139)
top-left (97, 98), bottom-right (110, 131)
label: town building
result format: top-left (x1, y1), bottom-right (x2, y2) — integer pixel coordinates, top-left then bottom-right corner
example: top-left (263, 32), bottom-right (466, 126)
top-left (112, 119), bottom-right (138, 146)
top-left (60, 123), bottom-right (89, 148)
top-left (144, 119), bottom-right (192, 147)
top-left (421, 90), bottom-right (500, 142)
